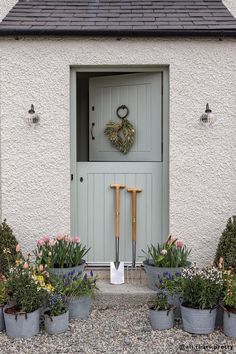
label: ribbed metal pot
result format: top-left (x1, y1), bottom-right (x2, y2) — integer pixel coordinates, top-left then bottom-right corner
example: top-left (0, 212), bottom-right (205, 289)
top-left (49, 260), bottom-right (86, 277)
top-left (149, 308), bottom-right (174, 330)
top-left (67, 296), bottom-right (91, 320)
top-left (4, 308), bottom-right (40, 338)
top-left (143, 261), bottom-right (190, 291)
top-left (44, 310), bottom-right (69, 335)
top-left (0, 306), bottom-right (5, 331)
top-left (181, 305), bottom-right (217, 334)
top-left (223, 310), bottom-right (236, 338)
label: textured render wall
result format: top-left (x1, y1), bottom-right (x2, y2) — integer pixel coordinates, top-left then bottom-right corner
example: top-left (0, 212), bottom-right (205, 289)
top-left (0, 36), bottom-right (236, 264)
top-left (223, 0), bottom-right (236, 17)
top-left (0, 0), bottom-right (18, 22)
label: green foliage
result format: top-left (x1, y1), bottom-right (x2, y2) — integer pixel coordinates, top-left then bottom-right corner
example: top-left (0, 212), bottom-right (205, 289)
top-left (214, 216), bottom-right (236, 270)
top-left (0, 278), bottom-right (7, 305)
top-left (61, 271), bottom-right (98, 298)
top-left (6, 268), bottom-right (49, 313)
top-left (35, 235), bottom-right (90, 268)
top-left (47, 294), bottom-right (67, 317)
top-left (143, 235), bottom-right (191, 267)
top-left (161, 264), bottom-right (223, 310)
top-left (151, 293), bottom-right (170, 311)
top-left (0, 220), bottom-right (19, 275)
top-left (224, 270), bottom-right (236, 309)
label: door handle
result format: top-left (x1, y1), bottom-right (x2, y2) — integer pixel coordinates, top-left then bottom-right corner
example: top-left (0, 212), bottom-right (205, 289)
top-left (91, 122), bottom-right (95, 140)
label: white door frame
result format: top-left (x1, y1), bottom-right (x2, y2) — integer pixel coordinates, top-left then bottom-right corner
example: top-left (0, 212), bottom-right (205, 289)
top-left (70, 66), bottom-right (169, 264)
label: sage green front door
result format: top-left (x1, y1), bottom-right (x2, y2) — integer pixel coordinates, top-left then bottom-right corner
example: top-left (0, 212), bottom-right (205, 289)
top-left (77, 73), bottom-right (165, 264)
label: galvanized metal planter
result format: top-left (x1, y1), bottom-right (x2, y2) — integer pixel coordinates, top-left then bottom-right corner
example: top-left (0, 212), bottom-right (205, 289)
top-left (143, 261), bottom-right (190, 291)
top-left (44, 310), bottom-right (69, 335)
top-left (181, 305), bottom-right (217, 334)
top-left (0, 306), bottom-right (5, 331)
top-left (149, 307), bottom-right (174, 330)
top-left (223, 310), bottom-right (236, 338)
top-left (4, 307), bottom-right (40, 338)
top-left (67, 295), bottom-right (92, 320)
top-left (49, 259), bottom-right (86, 277)
top-left (167, 293), bottom-right (182, 319)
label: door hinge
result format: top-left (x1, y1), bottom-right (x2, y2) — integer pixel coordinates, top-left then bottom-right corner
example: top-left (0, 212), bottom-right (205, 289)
top-left (71, 174), bottom-right (74, 181)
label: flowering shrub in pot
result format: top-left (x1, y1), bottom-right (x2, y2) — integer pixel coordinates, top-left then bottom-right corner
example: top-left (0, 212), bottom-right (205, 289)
top-left (162, 263), bottom-right (223, 334)
top-left (149, 293), bottom-right (174, 331)
top-left (35, 235), bottom-right (90, 276)
top-left (143, 235), bottom-right (191, 290)
top-left (4, 249), bottom-right (51, 338)
top-left (222, 269), bottom-right (236, 338)
top-left (61, 271), bottom-right (98, 320)
top-left (0, 275), bottom-right (7, 331)
top-left (44, 293), bottom-right (69, 335)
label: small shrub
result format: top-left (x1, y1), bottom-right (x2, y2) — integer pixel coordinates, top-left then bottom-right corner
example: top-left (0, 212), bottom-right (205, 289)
top-left (0, 220), bottom-right (19, 275)
top-left (214, 216), bottom-right (236, 270)
top-left (150, 293), bottom-right (170, 311)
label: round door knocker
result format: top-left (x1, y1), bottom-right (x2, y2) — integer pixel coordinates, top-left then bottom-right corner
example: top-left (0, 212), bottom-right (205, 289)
top-left (116, 105), bottom-right (129, 120)
top-left (104, 104), bottom-right (135, 155)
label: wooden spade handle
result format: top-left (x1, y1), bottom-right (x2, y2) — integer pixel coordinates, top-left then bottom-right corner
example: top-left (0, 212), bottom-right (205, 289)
top-left (110, 184), bottom-right (125, 238)
top-left (127, 188), bottom-right (142, 241)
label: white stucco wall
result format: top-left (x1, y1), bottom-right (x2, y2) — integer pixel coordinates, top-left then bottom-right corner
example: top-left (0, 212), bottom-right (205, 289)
top-left (0, 35), bottom-right (236, 266)
top-left (223, 0), bottom-right (236, 17)
top-left (0, 0), bottom-right (18, 22)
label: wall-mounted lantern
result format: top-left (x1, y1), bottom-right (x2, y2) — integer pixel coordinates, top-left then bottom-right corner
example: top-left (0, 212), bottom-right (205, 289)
top-left (27, 104), bottom-right (40, 126)
top-left (200, 103), bottom-right (215, 126)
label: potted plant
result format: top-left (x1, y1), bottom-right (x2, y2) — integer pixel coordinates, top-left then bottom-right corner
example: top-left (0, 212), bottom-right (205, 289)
top-left (4, 267), bottom-right (49, 338)
top-left (44, 293), bottom-right (69, 335)
top-left (61, 271), bottom-right (98, 320)
top-left (35, 235), bottom-right (89, 276)
top-left (3, 250), bottom-right (51, 338)
top-left (222, 269), bottom-right (236, 338)
top-left (163, 263), bottom-right (223, 334)
top-left (143, 235), bottom-right (191, 290)
top-left (0, 275), bottom-right (7, 331)
top-left (149, 292), bottom-right (175, 330)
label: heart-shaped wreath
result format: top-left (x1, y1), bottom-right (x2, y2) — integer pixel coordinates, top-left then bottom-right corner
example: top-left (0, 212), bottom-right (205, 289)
top-left (104, 105), bottom-right (135, 155)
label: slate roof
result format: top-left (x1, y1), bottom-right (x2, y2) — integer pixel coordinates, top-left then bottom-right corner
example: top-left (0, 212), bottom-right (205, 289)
top-left (0, 0), bottom-right (236, 36)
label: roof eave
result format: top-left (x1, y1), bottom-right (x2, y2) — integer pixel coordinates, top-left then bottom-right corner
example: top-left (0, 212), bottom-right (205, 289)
top-left (0, 28), bottom-right (236, 37)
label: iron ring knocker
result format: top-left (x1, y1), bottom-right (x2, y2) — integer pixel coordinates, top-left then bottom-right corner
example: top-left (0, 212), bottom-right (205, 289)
top-left (116, 105), bottom-right (129, 120)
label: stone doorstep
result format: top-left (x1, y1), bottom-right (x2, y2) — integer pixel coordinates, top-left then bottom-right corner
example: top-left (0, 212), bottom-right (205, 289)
top-left (86, 265), bottom-right (148, 285)
top-left (86, 266), bottom-right (156, 309)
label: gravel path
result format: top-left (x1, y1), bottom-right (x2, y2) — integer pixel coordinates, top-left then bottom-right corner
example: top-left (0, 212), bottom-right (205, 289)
top-left (0, 307), bottom-right (235, 354)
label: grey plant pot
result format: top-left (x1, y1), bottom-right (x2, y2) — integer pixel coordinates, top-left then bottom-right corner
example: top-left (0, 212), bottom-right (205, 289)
top-left (149, 308), bottom-right (174, 330)
top-left (181, 305), bottom-right (217, 334)
top-left (44, 310), bottom-right (69, 335)
top-left (4, 307), bottom-right (40, 338)
top-left (0, 306), bottom-right (5, 331)
top-left (67, 296), bottom-right (92, 320)
top-left (223, 310), bottom-right (236, 338)
top-left (143, 260), bottom-right (190, 291)
top-left (167, 293), bottom-right (182, 319)
top-left (49, 260), bottom-right (86, 277)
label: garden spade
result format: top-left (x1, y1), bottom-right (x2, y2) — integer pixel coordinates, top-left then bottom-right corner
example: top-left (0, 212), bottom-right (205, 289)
top-left (110, 183), bottom-right (125, 285)
top-left (126, 187), bottom-right (142, 283)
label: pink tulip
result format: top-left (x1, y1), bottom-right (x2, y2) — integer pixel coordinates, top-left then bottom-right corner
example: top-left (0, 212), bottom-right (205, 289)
top-left (210, 260), bottom-right (213, 268)
top-left (176, 239), bottom-right (184, 248)
top-left (219, 257), bottom-right (223, 264)
top-left (74, 236), bottom-right (81, 244)
top-left (23, 262), bottom-right (29, 269)
top-left (16, 244), bottom-right (21, 253)
top-left (38, 239), bottom-right (45, 246)
top-left (218, 262), bottom-right (222, 269)
top-left (56, 234), bottom-right (64, 241)
top-left (39, 264), bottom-right (44, 272)
top-left (43, 235), bottom-right (50, 242)
top-left (49, 239), bottom-right (56, 246)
